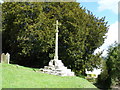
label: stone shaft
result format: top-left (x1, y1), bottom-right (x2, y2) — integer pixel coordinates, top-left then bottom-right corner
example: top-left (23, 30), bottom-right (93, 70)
top-left (54, 20), bottom-right (60, 60)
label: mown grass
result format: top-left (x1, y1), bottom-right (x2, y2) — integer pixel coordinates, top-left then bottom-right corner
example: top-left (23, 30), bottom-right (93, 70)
top-left (0, 64), bottom-right (2, 89)
top-left (1, 64), bottom-right (97, 88)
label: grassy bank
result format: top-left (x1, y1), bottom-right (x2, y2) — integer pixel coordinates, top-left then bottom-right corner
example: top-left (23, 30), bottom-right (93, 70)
top-left (1, 64), bottom-right (96, 88)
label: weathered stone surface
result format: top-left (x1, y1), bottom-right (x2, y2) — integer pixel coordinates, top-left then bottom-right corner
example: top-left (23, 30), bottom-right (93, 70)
top-left (0, 53), bottom-right (10, 64)
top-left (40, 59), bottom-right (75, 76)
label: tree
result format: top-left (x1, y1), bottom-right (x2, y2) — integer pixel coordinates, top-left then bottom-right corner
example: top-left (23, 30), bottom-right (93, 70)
top-left (106, 43), bottom-right (120, 87)
top-left (2, 2), bottom-right (52, 67)
top-left (97, 42), bottom-right (120, 89)
top-left (42, 2), bottom-right (108, 75)
top-left (2, 2), bottom-right (109, 75)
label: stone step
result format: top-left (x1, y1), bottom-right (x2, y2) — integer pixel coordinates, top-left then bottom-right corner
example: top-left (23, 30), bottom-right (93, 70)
top-left (40, 59), bottom-right (75, 76)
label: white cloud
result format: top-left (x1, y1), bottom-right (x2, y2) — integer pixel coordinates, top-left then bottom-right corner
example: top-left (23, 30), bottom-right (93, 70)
top-left (0, 0), bottom-right (3, 3)
top-left (105, 21), bottom-right (118, 44)
top-left (94, 21), bottom-right (118, 56)
top-left (97, 0), bottom-right (119, 14)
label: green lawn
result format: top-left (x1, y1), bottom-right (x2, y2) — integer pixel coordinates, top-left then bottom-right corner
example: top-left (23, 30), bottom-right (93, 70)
top-left (1, 64), bottom-right (97, 88)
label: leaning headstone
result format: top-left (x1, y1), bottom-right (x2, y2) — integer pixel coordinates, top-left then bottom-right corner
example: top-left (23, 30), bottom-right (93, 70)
top-left (1, 53), bottom-right (5, 63)
top-left (6, 53), bottom-right (10, 64)
top-left (0, 53), bottom-right (10, 64)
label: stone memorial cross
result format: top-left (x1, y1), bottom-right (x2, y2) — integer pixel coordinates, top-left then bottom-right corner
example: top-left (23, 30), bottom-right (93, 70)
top-left (53, 20), bottom-right (61, 60)
top-left (40, 20), bottom-right (75, 76)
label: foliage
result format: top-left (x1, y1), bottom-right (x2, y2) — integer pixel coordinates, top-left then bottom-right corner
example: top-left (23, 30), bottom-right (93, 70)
top-left (2, 2), bottom-right (109, 75)
top-left (106, 43), bottom-right (120, 87)
top-left (96, 59), bottom-right (110, 89)
top-left (1, 64), bottom-right (96, 88)
top-left (96, 42), bottom-right (120, 89)
top-left (0, 3), bottom-right (1, 32)
top-left (2, 2), bottom-right (52, 67)
top-left (86, 77), bottom-right (96, 84)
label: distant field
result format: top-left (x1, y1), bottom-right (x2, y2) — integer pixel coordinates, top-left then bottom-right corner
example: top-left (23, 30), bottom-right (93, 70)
top-left (1, 64), bottom-right (96, 88)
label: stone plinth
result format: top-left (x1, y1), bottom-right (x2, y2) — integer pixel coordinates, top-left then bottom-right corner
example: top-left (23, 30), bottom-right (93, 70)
top-left (40, 59), bottom-right (75, 76)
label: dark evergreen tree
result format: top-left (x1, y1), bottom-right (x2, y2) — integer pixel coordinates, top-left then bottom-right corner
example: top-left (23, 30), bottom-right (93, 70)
top-left (97, 42), bottom-right (120, 89)
top-left (2, 2), bottom-right (109, 75)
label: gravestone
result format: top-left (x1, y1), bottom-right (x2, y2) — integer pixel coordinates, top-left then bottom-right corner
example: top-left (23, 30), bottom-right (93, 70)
top-left (40, 20), bottom-right (75, 76)
top-left (1, 53), bottom-right (5, 63)
top-left (0, 53), bottom-right (10, 64)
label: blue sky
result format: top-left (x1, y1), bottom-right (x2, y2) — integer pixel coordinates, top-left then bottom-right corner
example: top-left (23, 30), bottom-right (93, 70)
top-left (79, 2), bottom-right (117, 25)
top-left (76, 0), bottom-right (119, 56)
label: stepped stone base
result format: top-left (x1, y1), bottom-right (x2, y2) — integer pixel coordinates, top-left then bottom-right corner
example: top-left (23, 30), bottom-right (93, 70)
top-left (40, 59), bottom-right (75, 76)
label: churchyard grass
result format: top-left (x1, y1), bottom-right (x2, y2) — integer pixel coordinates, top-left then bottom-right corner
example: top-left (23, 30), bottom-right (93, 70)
top-left (0, 64), bottom-right (2, 89)
top-left (1, 64), bottom-right (96, 88)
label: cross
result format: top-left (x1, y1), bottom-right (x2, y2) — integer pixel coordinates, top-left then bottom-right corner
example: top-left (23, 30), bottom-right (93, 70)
top-left (53, 20), bottom-right (61, 60)
top-left (53, 20), bottom-right (61, 33)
